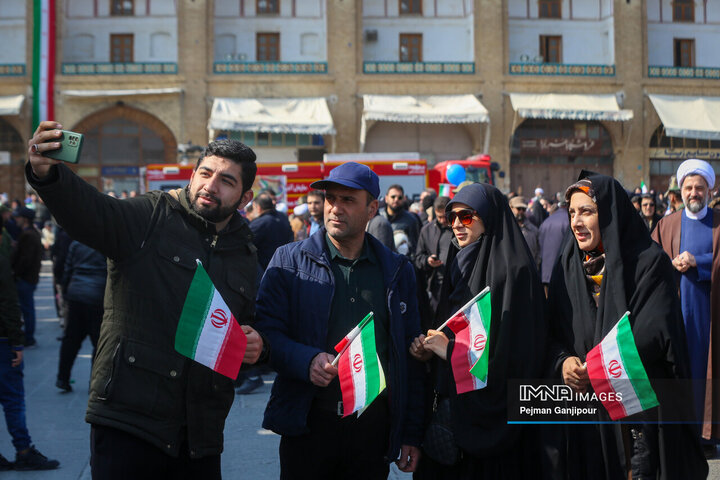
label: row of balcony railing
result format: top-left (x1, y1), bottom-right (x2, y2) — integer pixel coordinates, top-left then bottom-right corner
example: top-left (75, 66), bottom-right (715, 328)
top-left (0, 62), bottom-right (717, 79)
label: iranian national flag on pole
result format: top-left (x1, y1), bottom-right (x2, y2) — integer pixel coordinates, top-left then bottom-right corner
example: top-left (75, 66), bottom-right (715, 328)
top-left (33, 0), bottom-right (55, 128)
top-left (336, 313), bottom-right (386, 417)
top-left (586, 311), bottom-right (659, 421)
top-left (175, 261), bottom-right (247, 379)
top-left (441, 287), bottom-right (491, 395)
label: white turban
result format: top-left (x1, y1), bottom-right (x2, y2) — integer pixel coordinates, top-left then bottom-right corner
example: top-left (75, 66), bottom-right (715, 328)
top-left (293, 203), bottom-right (308, 216)
top-left (677, 158), bottom-right (715, 190)
top-left (534, 187), bottom-right (544, 196)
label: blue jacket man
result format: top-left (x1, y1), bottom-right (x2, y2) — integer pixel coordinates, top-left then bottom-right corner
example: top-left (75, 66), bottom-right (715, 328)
top-left (250, 193), bottom-right (293, 271)
top-left (255, 162), bottom-right (425, 479)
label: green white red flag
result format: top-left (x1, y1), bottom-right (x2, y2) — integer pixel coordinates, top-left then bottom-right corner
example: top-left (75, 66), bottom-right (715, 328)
top-left (334, 311), bottom-right (373, 355)
top-left (444, 287), bottom-right (491, 394)
top-left (438, 184), bottom-right (453, 197)
top-left (586, 311), bottom-right (659, 420)
top-left (337, 313), bottom-right (386, 417)
top-left (175, 261), bottom-right (247, 379)
top-left (33, 0), bottom-right (55, 128)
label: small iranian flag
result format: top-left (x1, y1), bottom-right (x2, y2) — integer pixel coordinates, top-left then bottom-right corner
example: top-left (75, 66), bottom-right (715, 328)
top-left (640, 180), bottom-right (648, 194)
top-left (334, 311), bottom-right (374, 355)
top-left (442, 287), bottom-right (491, 395)
top-left (336, 313), bottom-right (386, 417)
top-left (586, 311), bottom-right (659, 420)
top-left (438, 183), bottom-right (453, 197)
top-left (175, 261), bottom-right (247, 379)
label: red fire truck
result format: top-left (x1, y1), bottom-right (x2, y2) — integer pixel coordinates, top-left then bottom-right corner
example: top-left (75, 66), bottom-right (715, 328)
top-left (145, 153), bottom-right (497, 210)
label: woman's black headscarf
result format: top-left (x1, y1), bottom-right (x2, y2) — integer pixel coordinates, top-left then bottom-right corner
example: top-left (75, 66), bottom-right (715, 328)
top-left (548, 170), bottom-right (707, 479)
top-left (441, 183), bottom-right (547, 460)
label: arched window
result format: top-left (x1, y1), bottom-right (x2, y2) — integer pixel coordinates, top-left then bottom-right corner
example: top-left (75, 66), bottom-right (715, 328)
top-left (72, 107), bottom-right (177, 193)
top-left (649, 125), bottom-right (720, 191)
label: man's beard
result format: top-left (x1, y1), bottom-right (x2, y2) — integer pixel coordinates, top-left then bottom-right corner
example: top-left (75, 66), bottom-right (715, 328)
top-left (685, 197), bottom-right (706, 214)
top-left (191, 192), bottom-right (242, 223)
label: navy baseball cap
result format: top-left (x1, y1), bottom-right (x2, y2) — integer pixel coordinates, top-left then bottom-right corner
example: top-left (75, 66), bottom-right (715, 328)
top-left (12, 207), bottom-right (35, 220)
top-left (310, 162), bottom-right (380, 199)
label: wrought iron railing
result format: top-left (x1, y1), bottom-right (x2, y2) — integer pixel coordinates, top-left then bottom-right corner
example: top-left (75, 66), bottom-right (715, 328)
top-left (648, 65), bottom-right (720, 79)
top-left (213, 61), bottom-right (328, 74)
top-left (0, 64), bottom-right (25, 76)
top-left (509, 62), bottom-right (615, 77)
top-left (61, 62), bottom-right (178, 75)
top-left (363, 61), bottom-right (475, 74)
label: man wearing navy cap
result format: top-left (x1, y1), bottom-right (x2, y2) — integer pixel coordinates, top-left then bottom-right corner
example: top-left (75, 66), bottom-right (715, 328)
top-left (255, 162), bottom-right (425, 478)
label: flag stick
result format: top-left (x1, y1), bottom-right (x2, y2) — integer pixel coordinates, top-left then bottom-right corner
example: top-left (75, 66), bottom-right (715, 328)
top-left (434, 286), bottom-right (490, 332)
top-left (331, 311), bottom-right (374, 367)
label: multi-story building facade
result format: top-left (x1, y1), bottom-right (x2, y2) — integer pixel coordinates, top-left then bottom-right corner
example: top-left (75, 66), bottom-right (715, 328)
top-left (0, 0), bottom-right (719, 200)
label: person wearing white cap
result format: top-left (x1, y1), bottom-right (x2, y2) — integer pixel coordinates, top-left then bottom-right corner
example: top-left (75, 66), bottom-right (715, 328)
top-left (652, 158), bottom-right (720, 454)
top-left (528, 186), bottom-right (548, 228)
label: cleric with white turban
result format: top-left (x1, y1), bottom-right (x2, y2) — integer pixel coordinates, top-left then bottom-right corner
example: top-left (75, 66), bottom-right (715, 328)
top-left (652, 157), bottom-right (720, 444)
top-left (677, 158), bottom-right (715, 192)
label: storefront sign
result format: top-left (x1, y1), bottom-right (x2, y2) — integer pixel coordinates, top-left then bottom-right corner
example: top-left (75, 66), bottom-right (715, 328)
top-left (519, 138), bottom-right (601, 156)
top-left (649, 148), bottom-right (720, 160)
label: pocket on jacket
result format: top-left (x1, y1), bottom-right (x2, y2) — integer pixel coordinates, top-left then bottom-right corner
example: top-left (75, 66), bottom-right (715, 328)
top-left (104, 339), bottom-right (186, 419)
top-left (226, 269), bottom-right (254, 314)
top-left (157, 241), bottom-right (198, 271)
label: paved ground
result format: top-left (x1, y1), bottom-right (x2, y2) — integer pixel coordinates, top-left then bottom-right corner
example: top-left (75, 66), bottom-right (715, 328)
top-left (0, 261), bottom-right (716, 479)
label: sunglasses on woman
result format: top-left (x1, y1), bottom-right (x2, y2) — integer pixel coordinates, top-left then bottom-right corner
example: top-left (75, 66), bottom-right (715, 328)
top-left (447, 209), bottom-right (477, 226)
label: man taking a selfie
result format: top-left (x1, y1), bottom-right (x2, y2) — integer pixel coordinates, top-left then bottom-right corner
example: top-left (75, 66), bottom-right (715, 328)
top-left (26, 121), bottom-right (265, 479)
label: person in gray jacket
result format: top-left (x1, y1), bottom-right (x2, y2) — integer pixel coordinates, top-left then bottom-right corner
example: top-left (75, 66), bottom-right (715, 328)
top-left (56, 240), bottom-right (107, 392)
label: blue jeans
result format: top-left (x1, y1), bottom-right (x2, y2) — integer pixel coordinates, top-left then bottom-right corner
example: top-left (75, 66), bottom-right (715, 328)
top-left (0, 341), bottom-right (31, 451)
top-left (15, 279), bottom-right (37, 345)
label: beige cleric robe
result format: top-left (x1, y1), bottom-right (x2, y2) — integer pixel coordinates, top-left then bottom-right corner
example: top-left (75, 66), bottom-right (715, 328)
top-left (652, 208), bottom-right (720, 439)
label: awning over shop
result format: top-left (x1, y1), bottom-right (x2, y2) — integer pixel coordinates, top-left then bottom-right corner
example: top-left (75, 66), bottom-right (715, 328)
top-left (648, 94), bottom-right (720, 141)
top-left (208, 97), bottom-right (336, 136)
top-left (509, 93), bottom-right (633, 122)
top-left (0, 95), bottom-right (24, 115)
top-left (360, 94), bottom-right (489, 151)
top-left (62, 88), bottom-right (182, 97)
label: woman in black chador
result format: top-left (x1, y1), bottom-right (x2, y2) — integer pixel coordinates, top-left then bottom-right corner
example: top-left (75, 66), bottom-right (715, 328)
top-left (411, 183), bottom-right (547, 479)
top-left (547, 171), bottom-right (707, 479)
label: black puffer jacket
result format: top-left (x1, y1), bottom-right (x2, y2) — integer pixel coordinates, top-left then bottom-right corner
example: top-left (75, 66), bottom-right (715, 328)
top-left (28, 163), bottom-right (258, 459)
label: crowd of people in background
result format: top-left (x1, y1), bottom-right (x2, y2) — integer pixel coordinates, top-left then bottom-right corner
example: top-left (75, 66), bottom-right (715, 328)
top-left (3, 139), bottom-right (720, 478)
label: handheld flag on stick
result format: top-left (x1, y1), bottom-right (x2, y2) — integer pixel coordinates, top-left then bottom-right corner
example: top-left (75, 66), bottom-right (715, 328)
top-left (437, 287), bottom-right (491, 395)
top-left (175, 261), bottom-right (248, 379)
top-left (586, 312), bottom-right (659, 420)
top-left (334, 313), bottom-right (386, 417)
top-left (334, 311), bottom-right (374, 357)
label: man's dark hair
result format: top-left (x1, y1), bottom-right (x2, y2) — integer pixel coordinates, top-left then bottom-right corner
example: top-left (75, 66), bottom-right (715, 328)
top-left (434, 196), bottom-right (450, 211)
top-left (197, 139), bottom-right (257, 193)
top-left (387, 184), bottom-right (404, 196)
top-left (641, 193), bottom-right (655, 205)
top-left (253, 193), bottom-right (275, 211)
top-left (307, 190), bottom-right (325, 202)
